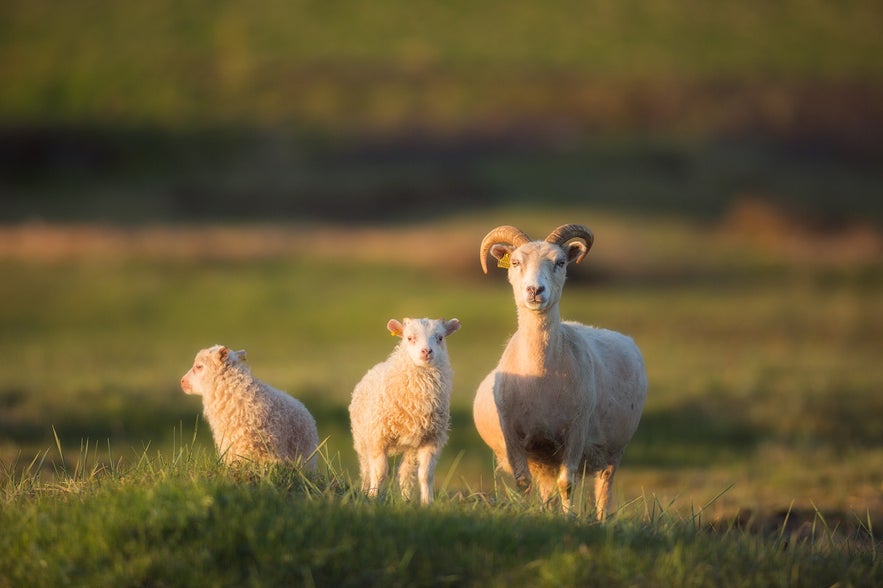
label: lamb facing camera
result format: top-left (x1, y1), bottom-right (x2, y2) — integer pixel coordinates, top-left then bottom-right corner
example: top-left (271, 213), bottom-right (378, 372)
top-left (349, 317), bottom-right (461, 504)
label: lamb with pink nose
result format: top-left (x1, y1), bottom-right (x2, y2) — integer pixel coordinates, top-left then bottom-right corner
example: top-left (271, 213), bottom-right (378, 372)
top-left (349, 317), bottom-right (461, 504)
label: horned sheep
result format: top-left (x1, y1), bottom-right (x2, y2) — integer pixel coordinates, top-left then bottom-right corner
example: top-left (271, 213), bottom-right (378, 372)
top-left (473, 224), bottom-right (647, 519)
top-left (180, 344), bottom-right (319, 470)
top-left (349, 317), bottom-right (461, 504)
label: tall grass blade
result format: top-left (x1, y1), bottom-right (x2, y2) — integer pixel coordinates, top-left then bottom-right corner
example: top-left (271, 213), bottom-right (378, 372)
top-left (439, 449), bottom-right (465, 497)
top-left (51, 425), bottom-right (66, 476)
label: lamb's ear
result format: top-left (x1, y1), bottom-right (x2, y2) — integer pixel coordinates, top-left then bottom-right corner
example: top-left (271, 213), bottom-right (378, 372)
top-left (387, 319), bottom-right (404, 338)
top-left (444, 318), bottom-right (461, 337)
top-left (566, 241), bottom-right (588, 265)
top-left (216, 345), bottom-right (230, 362)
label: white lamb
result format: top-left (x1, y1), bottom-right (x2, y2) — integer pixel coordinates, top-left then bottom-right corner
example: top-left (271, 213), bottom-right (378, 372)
top-left (474, 224), bottom-right (647, 519)
top-left (349, 317), bottom-right (461, 504)
top-left (180, 344), bottom-right (319, 470)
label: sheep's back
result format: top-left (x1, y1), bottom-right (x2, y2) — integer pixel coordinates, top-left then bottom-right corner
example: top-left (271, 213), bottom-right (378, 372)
top-left (203, 368), bottom-right (318, 464)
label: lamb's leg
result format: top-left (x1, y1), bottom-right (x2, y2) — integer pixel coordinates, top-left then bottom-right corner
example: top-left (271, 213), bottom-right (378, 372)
top-left (593, 461), bottom-right (618, 521)
top-left (355, 442), bottom-right (370, 493)
top-left (416, 445), bottom-right (439, 505)
top-left (397, 450), bottom-right (418, 501)
top-left (359, 459), bottom-right (370, 494)
top-left (367, 449), bottom-right (388, 498)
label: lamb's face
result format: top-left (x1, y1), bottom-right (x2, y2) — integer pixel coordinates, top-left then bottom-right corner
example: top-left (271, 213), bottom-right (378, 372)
top-left (180, 345), bottom-right (247, 395)
top-left (503, 241), bottom-right (570, 312)
top-left (388, 317), bottom-right (461, 367)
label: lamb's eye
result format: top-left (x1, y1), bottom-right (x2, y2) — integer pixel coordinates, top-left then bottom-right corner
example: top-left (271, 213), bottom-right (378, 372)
top-left (407, 336), bottom-right (415, 343)
top-left (194, 364), bottom-right (203, 372)
top-left (511, 259), bottom-right (520, 268)
top-left (437, 335), bottom-right (443, 343)
top-left (555, 259), bottom-right (566, 270)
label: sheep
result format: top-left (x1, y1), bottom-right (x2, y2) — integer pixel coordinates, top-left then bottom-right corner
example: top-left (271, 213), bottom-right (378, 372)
top-left (180, 344), bottom-right (319, 471)
top-left (349, 317), bottom-right (461, 504)
top-left (473, 224), bottom-right (647, 519)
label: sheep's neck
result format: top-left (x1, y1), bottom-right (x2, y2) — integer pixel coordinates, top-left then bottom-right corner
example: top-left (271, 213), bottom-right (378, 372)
top-left (514, 304), bottom-right (563, 376)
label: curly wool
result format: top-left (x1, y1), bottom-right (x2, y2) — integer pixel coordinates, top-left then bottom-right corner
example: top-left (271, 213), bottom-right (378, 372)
top-left (189, 349), bottom-right (319, 470)
top-left (349, 317), bottom-right (460, 505)
top-left (350, 347), bottom-right (451, 455)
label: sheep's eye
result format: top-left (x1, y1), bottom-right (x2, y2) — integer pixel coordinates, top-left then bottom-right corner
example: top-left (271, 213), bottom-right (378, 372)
top-left (555, 259), bottom-right (566, 269)
top-left (511, 259), bottom-right (520, 267)
top-left (194, 364), bottom-right (203, 372)
top-left (437, 335), bottom-right (443, 343)
top-left (407, 336), bottom-right (415, 343)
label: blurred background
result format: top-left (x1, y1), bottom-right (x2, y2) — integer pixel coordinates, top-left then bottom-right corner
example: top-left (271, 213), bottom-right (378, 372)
top-left (1, 0), bottom-right (881, 518)
top-left (2, 0), bottom-right (882, 224)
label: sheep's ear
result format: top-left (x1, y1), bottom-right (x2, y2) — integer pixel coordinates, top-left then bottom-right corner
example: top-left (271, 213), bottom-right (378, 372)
top-left (566, 241), bottom-right (588, 265)
top-left (444, 318), bottom-right (461, 337)
top-left (387, 319), bottom-right (404, 338)
top-left (235, 349), bottom-right (247, 362)
top-left (489, 244), bottom-right (514, 268)
top-left (216, 345), bottom-right (230, 362)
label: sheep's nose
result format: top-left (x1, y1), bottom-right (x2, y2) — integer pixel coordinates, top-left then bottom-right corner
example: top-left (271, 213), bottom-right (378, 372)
top-left (421, 348), bottom-right (433, 359)
top-left (527, 285), bottom-right (545, 297)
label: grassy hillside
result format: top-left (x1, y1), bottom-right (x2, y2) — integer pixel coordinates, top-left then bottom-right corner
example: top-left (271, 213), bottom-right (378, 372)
top-left (2, 449), bottom-right (880, 587)
top-left (2, 3), bottom-right (881, 583)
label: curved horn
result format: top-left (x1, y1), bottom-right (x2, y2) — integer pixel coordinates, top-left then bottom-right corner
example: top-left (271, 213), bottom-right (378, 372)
top-left (545, 223), bottom-right (594, 263)
top-left (479, 225), bottom-right (532, 274)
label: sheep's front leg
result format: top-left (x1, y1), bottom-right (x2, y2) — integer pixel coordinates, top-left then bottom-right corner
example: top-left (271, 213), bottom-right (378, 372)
top-left (366, 449), bottom-right (389, 498)
top-left (416, 445), bottom-right (439, 505)
top-left (502, 424), bottom-right (532, 491)
top-left (557, 441), bottom-right (587, 514)
top-left (593, 461), bottom-right (618, 521)
top-left (557, 464), bottom-right (575, 514)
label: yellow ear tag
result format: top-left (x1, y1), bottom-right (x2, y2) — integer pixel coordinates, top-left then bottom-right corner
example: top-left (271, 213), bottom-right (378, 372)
top-left (390, 329), bottom-right (402, 337)
top-left (497, 252), bottom-right (511, 269)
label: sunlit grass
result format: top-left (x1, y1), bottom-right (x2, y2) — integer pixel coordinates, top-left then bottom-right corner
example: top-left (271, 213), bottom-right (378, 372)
top-left (1, 434), bottom-right (880, 587)
top-left (0, 211), bottom-right (881, 521)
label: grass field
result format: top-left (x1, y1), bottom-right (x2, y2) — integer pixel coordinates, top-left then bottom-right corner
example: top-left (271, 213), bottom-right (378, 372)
top-left (1, 208), bottom-right (881, 584)
top-left (3, 0), bottom-right (883, 583)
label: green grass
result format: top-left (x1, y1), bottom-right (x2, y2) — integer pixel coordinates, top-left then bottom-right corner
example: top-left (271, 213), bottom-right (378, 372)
top-left (1, 209), bottom-right (881, 514)
top-left (1, 209), bottom-right (881, 584)
top-left (3, 2), bottom-right (881, 581)
top-left (2, 441), bottom-right (880, 587)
